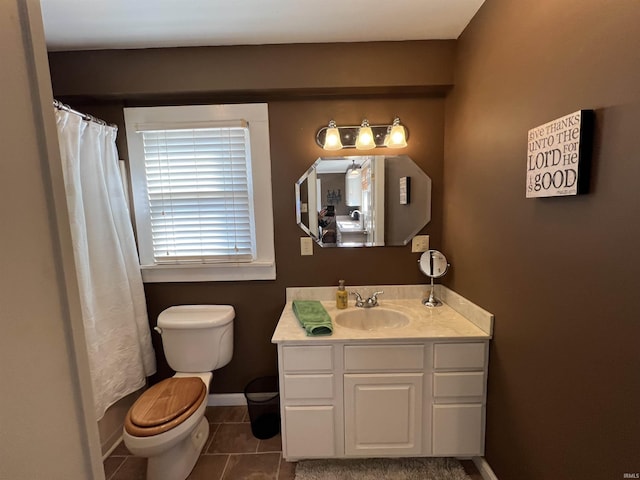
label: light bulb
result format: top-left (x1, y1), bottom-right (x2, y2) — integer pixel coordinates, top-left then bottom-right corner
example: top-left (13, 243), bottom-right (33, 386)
top-left (384, 118), bottom-right (407, 148)
top-left (323, 120), bottom-right (343, 150)
top-left (355, 119), bottom-right (376, 150)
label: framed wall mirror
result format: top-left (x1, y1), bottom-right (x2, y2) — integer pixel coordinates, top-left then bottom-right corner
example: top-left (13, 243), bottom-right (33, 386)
top-left (295, 155), bottom-right (432, 247)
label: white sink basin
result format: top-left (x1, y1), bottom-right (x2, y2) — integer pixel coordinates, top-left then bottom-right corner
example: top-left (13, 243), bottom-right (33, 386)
top-left (335, 308), bottom-right (410, 331)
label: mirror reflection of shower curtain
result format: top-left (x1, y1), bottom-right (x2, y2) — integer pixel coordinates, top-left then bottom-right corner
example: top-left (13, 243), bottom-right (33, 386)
top-left (55, 110), bottom-right (156, 421)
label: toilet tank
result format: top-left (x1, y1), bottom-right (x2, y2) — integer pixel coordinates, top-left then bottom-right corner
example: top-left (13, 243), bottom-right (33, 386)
top-left (157, 305), bottom-right (234, 373)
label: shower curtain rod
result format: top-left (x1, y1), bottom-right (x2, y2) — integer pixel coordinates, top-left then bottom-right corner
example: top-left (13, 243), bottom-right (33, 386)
top-left (53, 99), bottom-right (117, 129)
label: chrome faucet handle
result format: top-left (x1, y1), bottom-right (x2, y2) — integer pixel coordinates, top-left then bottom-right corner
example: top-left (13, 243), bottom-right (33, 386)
top-left (368, 290), bottom-right (384, 306)
top-left (350, 291), bottom-right (365, 307)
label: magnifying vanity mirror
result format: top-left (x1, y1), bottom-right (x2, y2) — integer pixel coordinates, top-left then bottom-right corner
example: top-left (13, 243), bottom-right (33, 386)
top-left (295, 155), bottom-right (432, 247)
top-left (419, 249), bottom-right (450, 307)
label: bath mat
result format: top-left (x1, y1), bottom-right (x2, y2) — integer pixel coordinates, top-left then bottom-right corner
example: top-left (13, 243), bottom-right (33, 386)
top-left (294, 457), bottom-right (471, 480)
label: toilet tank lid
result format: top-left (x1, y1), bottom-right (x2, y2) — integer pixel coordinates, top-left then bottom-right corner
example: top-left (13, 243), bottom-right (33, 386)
top-left (158, 305), bottom-right (235, 329)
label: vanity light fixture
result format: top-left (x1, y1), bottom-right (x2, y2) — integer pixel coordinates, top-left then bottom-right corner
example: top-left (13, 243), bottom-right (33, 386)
top-left (316, 117), bottom-right (409, 150)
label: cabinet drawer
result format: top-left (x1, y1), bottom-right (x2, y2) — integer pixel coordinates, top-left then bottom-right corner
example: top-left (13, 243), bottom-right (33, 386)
top-left (282, 345), bottom-right (333, 372)
top-left (284, 374), bottom-right (334, 400)
top-left (345, 344), bottom-right (424, 372)
top-left (433, 343), bottom-right (486, 370)
top-left (433, 372), bottom-right (485, 398)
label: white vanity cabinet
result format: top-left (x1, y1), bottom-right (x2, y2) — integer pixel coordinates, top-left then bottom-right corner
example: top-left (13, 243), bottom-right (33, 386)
top-left (277, 340), bottom-right (489, 460)
top-left (273, 287), bottom-right (493, 461)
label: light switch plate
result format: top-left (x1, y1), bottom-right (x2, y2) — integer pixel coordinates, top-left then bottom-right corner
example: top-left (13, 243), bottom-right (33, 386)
top-left (411, 235), bottom-right (429, 253)
top-left (300, 237), bottom-right (314, 256)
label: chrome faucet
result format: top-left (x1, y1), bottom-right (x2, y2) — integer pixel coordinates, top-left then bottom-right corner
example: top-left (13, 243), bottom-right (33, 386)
top-left (351, 290), bottom-right (384, 308)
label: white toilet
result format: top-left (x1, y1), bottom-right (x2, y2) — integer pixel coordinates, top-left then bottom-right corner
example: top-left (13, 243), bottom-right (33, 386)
top-left (123, 305), bottom-right (234, 480)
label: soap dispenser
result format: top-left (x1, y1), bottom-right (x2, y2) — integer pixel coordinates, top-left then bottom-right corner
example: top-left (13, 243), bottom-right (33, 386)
top-left (336, 280), bottom-right (348, 309)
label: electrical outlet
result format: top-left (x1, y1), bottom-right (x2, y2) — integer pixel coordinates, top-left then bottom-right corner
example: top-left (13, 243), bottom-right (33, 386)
top-left (411, 235), bottom-right (429, 253)
top-left (300, 237), bottom-right (314, 256)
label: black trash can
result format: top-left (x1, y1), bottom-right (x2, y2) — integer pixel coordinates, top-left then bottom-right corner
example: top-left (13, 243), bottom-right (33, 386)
top-left (244, 376), bottom-right (280, 439)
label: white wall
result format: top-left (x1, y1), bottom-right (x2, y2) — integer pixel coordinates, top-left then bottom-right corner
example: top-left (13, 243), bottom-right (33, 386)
top-left (0, 1), bottom-right (103, 478)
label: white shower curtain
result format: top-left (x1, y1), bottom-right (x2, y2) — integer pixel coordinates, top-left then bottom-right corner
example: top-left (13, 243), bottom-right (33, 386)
top-left (55, 110), bottom-right (156, 420)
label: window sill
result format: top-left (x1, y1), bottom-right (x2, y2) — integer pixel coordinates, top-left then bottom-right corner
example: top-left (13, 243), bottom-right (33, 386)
top-left (140, 261), bottom-right (276, 283)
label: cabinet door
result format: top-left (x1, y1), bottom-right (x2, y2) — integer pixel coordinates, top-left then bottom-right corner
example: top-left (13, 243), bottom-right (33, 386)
top-left (283, 406), bottom-right (336, 459)
top-left (432, 404), bottom-right (484, 456)
top-left (344, 373), bottom-right (423, 456)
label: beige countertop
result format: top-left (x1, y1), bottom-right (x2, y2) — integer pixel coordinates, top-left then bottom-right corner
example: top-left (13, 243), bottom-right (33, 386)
top-left (272, 285), bottom-right (493, 344)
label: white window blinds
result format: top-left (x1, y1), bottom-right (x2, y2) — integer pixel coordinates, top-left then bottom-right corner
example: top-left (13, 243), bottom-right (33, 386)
top-left (139, 124), bottom-right (256, 264)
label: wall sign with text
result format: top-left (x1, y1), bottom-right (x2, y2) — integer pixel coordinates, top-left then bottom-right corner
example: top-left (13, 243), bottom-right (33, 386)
top-left (526, 109), bottom-right (593, 198)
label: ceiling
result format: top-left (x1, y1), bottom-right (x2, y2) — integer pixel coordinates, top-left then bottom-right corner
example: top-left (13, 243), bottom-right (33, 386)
top-left (40, 0), bottom-right (485, 52)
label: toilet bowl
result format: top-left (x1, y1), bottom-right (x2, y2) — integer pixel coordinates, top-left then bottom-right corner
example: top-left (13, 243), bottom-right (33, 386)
top-left (123, 372), bottom-right (211, 479)
top-left (123, 305), bottom-right (234, 480)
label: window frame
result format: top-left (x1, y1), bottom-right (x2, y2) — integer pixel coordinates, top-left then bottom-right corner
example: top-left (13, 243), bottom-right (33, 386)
top-left (124, 103), bottom-right (276, 282)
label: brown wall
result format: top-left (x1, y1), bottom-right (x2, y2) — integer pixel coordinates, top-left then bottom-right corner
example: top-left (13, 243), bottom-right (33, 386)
top-left (48, 43), bottom-right (448, 393)
top-left (443, 1), bottom-right (640, 478)
top-left (48, 41), bottom-right (455, 99)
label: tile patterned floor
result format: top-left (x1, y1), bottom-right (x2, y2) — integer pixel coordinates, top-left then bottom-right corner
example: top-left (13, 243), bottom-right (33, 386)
top-left (105, 406), bottom-right (295, 480)
top-left (105, 405), bottom-right (482, 480)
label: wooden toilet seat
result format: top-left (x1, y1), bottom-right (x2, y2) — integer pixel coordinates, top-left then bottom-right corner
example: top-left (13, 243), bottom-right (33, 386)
top-left (124, 377), bottom-right (206, 437)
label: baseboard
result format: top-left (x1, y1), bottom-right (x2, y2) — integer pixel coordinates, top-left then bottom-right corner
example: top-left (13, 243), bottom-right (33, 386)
top-left (102, 435), bottom-right (123, 461)
top-left (473, 457), bottom-right (499, 480)
top-left (100, 426), bottom-right (123, 459)
top-left (207, 393), bottom-right (247, 406)
top-left (98, 389), bottom-right (142, 459)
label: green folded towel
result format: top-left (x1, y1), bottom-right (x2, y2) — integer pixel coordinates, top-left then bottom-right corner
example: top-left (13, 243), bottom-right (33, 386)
top-left (292, 300), bottom-right (333, 336)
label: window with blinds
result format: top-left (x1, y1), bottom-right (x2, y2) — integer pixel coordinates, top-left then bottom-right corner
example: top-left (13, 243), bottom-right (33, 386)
top-left (125, 103), bottom-right (275, 283)
top-left (140, 124), bottom-right (256, 264)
